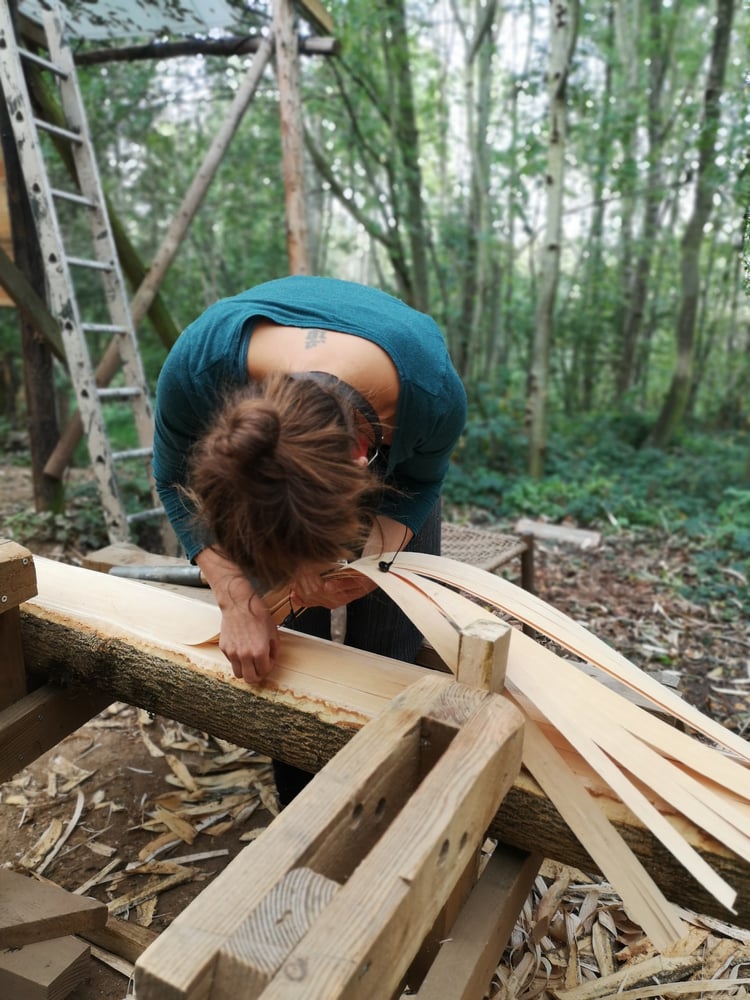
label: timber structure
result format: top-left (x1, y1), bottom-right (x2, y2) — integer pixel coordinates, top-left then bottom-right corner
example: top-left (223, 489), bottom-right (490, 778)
top-left (2, 539), bottom-right (750, 998)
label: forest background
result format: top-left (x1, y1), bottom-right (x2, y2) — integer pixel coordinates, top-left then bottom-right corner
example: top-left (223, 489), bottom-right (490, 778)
top-left (1, 0), bottom-right (749, 623)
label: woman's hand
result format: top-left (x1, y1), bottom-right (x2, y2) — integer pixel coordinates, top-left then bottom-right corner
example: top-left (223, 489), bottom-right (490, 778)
top-left (290, 564), bottom-right (376, 610)
top-left (195, 548), bottom-right (278, 684)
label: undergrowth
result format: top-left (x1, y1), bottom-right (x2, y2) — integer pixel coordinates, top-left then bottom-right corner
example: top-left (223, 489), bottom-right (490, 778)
top-left (446, 408), bottom-right (750, 614)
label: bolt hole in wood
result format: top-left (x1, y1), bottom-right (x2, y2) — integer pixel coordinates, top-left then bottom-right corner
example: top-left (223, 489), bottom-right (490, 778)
top-left (350, 801), bottom-right (364, 828)
top-left (438, 838), bottom-right (450, 865)
top-left (374, 796), bottom-right (386, 820)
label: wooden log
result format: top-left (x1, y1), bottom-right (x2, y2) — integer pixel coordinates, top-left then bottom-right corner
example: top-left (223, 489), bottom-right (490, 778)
top-left (0, 869), bottom-right (107, 949)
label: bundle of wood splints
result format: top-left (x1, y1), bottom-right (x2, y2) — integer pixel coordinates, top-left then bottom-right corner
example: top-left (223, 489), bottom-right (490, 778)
top-left (340, 551), bottom-right (750, 951)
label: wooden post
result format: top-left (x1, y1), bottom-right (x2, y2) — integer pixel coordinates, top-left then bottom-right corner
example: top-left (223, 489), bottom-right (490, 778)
top-left (0, 539), bottom-right (36, 710)
top-left (274, 0), bottom-right (311, 274)
top-left (456, 617), bottom-right (511, 693)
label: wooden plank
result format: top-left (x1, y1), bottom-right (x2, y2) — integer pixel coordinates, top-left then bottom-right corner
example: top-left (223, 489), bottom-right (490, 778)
top-left (299, 0), bottom-right (335, 34)
top-left (514, 518), bottom-right (601, 549)
top-left (0, 605), bottom-right (26, 709)
top-left (414, 846), bottom-right (542, 1000)
top-left (19, 558), bottom-right (750, 927)
top-left (0, 683), bottom-right (112, 784)
top-left (0, 935), bottom-right (89, 1000)
top-left (0, 869), bottom-right (107, 948)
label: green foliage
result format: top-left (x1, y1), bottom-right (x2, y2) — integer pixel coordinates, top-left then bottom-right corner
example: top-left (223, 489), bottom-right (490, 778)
top-left (446, 406), bottom-right (749, 611)
top-left (3, 479), bottom-right (109, 553)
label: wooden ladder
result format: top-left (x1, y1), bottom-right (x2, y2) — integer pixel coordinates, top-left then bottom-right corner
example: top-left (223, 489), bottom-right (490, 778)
top-left (0, 6), bottom-right (165, 544)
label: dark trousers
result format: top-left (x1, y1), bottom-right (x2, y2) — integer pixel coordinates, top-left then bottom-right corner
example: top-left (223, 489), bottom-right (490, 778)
top-left (273, 502), bottom-right (442, 805)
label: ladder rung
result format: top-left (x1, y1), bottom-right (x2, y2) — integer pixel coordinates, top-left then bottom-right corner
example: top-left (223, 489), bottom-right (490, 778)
top-left (20, 47), bottom-right (67, 78)
top-left (66, 255), bottom-right (113, 272)
top-left (51, 187), bottom-right (96, 208)
top-left (112, 447), bottom-right (153, 462)
top-left (97, 386), bottom-right (143, 401)
top-left (35, 118), bottom-right (82, 144)
top-left (127, 507), bottom-right (165, 525)
top-left (83, 323), bottom-right (128, 335)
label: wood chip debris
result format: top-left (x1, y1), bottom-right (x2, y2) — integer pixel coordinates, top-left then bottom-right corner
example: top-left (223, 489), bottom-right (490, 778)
top-left (488, 857), bottom-right (750, 1000)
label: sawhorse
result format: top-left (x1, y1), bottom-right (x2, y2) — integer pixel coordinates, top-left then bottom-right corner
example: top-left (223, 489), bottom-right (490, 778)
top-left (134, 626), bottom-right (538, 1000)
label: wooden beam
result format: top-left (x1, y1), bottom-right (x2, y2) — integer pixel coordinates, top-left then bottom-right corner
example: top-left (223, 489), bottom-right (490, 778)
top-left (0, 539), bottom-right (37, 710)
top-left (0, 869), bottom-right (107, 949)
top-left (413, 846), bottom-right (542, 1000)
top-left (298, 0), bottom-right (335, 34)
top-left (0, 683), bottom-right (111, 783)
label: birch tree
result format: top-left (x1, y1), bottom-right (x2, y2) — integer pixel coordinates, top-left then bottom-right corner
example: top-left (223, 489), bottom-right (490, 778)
top-left (527, 0), bottom-right (579, 478)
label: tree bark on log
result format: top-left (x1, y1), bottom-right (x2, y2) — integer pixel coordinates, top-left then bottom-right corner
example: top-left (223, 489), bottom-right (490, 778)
top-left (18, 604), bottom-right (750, 929)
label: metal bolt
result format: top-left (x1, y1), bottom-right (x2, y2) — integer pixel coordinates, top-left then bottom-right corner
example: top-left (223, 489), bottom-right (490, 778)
top-left (1, 595), bottom-right (7, 604)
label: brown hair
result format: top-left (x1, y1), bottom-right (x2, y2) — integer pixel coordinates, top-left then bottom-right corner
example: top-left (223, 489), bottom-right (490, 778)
top-left (187, 374), bottom-right (380, 590)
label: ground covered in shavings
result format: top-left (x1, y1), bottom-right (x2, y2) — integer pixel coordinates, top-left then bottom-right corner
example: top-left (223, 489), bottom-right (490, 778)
top-left (1, 463), bottom-right (749, 999)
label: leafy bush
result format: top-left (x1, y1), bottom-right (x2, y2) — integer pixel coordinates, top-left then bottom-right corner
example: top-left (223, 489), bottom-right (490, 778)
top-left (445, 408), bottom-right (749, 612)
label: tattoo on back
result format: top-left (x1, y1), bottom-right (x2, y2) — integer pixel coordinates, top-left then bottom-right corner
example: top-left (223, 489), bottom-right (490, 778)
top-left (305, 328), bottom-right (328, 349)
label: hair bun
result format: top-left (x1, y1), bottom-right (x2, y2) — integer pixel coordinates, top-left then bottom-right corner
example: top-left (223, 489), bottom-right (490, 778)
top-left (224, 399), bottom-right (281, 465)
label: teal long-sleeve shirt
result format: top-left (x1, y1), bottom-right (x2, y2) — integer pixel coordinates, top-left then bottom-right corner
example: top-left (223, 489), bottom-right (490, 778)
top-left (152, 275), bottom-right (467, 562)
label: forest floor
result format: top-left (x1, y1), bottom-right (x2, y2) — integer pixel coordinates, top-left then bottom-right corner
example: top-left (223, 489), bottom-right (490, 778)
top-left (1, 461), bottom-right (750, 999)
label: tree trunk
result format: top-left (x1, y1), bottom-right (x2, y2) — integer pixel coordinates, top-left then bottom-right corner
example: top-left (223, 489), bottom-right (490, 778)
top-left (527, 0), bottom-right (579, 478)
top-left (648, 0), bottom-right (736, 448)
top-left (274, 0), bottom-right (311, 275)
top-left (614, 0), bottom-right (670, 402)
top-left (381, 0), bottom-right (430, 311)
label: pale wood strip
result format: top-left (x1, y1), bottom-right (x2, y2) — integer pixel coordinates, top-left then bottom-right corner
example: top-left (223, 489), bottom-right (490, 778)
top-left (323, 564), bottom-right (690, 947)
top-left (502, 674), bottom-right (738, 912)
top-left (369, 560), bottom-right (750, 808)
top-left (376, 553), bottom-right (750, 762)
top-left (521, 719), bottom-right (686, 950)
top-left (530, 641), bottom-right (750, 853)
top-left (368, 566), bottom-right (746, 910)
